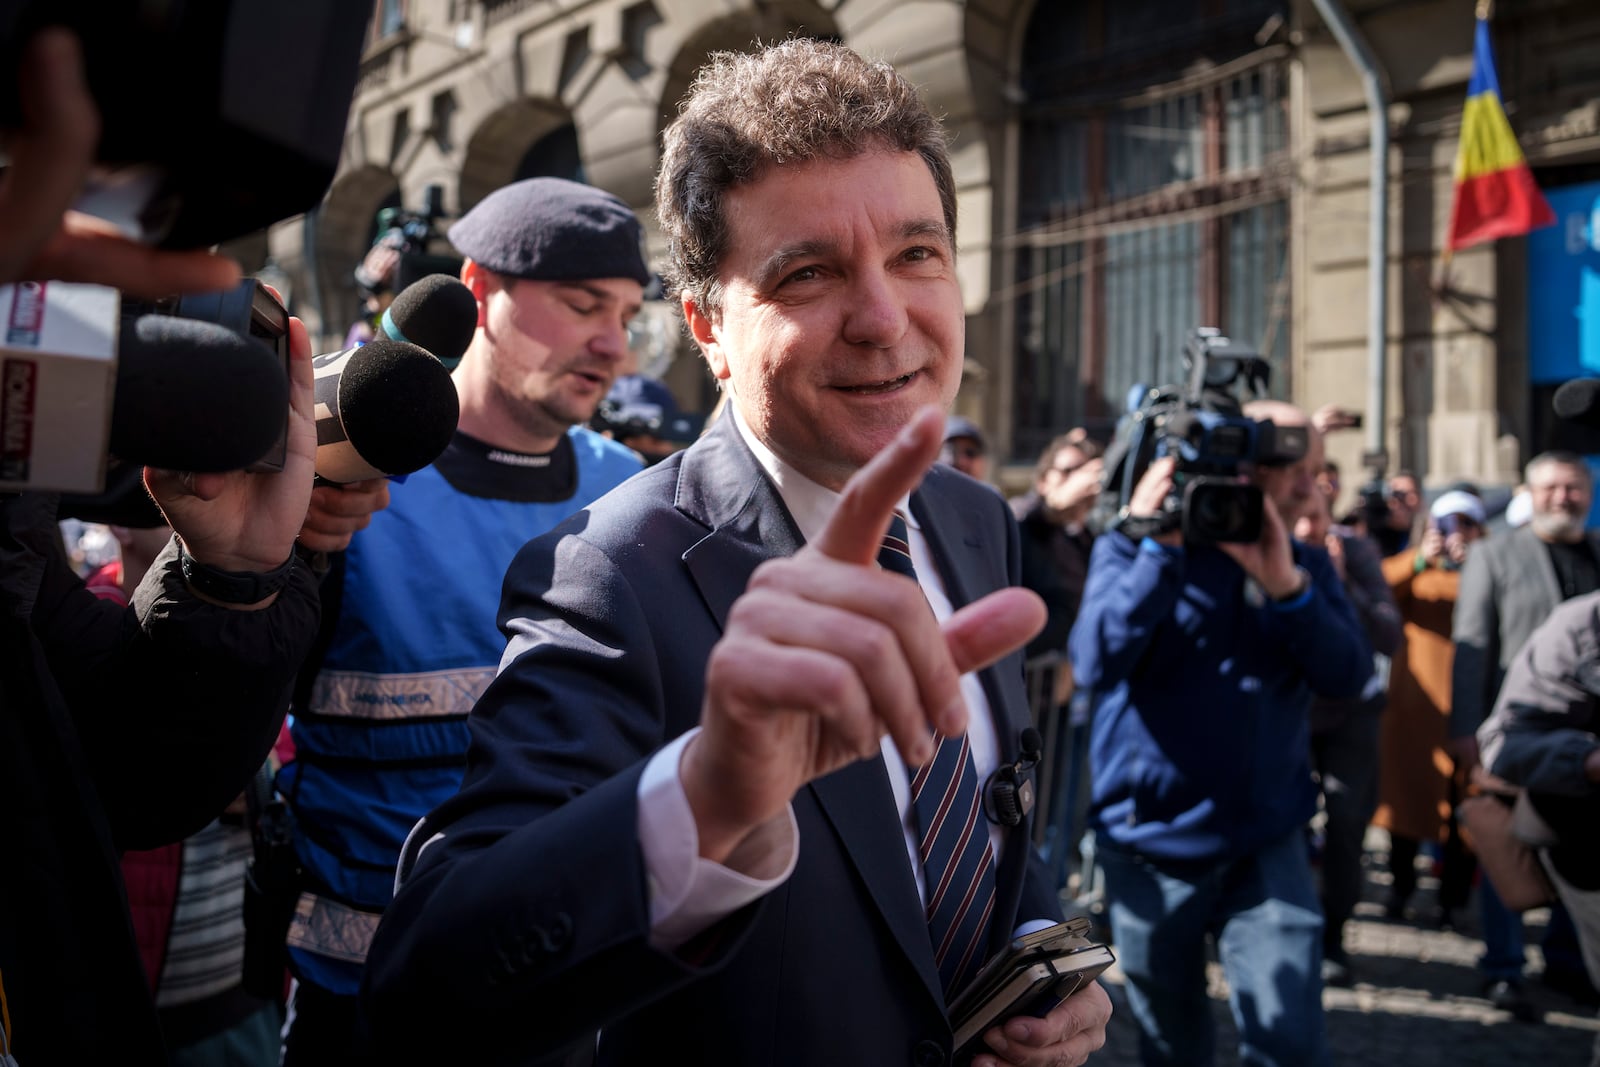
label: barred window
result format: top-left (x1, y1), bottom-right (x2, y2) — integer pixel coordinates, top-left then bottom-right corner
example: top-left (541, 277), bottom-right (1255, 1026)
top-left (1010, 0), bottom-right (1291, 462)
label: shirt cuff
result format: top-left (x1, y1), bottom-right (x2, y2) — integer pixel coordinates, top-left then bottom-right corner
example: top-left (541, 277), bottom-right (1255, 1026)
top-left (637, 727), bottom-right (799, 951)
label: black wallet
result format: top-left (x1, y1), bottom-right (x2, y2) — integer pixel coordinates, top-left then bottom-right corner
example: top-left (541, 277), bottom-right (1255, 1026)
top-left (946, 916), bottom-right (1115, 1064)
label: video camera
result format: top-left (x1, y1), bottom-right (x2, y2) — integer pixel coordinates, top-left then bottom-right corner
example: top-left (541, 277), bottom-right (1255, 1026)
top-left (1097, 328), bottom-right (1309, 544)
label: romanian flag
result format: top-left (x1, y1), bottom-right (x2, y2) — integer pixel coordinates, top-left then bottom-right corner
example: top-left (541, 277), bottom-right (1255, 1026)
top-left (1446, 15), bottom-right (1555, 250)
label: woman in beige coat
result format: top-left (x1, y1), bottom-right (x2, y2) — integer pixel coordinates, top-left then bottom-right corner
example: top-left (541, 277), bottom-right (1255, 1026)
top-left (1372, 492), bottom-right (1487, 917)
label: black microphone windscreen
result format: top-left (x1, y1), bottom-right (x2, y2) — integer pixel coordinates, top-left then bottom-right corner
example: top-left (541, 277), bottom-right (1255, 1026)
top-left (1553, 378), bottom-right (1600, 425)
top-left (112, 315), bottom-right (288, 472)
top-left (386, 274), bottom-right (477, 368)
top-left (1021, 727), bottom-right (1043, 760)
top-left (337, 340), bottom-right (459, 476)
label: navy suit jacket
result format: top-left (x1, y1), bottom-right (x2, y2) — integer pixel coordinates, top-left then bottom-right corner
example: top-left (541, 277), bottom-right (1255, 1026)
top-left (362, 416), bottom-right (1059, 1066)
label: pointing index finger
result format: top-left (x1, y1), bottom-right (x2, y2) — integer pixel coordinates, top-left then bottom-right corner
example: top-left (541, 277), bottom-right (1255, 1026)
top-left (809, 406), bottom-right (946, 566)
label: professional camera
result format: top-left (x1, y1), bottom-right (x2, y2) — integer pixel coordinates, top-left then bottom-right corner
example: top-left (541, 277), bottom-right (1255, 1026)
top-left (1097, 328), bottom-right (1309, 544)
top-left (0, 1), bottom-right (371, 248)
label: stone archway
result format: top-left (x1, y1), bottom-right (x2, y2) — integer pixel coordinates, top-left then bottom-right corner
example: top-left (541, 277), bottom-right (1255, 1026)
top-left (654, 2), bottom-right (841, 143)
top-left (315, 163), bottom-right (401, 348)
top-left (458, 98), bottom-right (574, 214)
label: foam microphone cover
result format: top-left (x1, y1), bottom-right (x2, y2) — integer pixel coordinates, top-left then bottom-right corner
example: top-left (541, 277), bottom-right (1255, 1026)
top-left (111, 314), bottom-right (289, 472)
top-left (316, 339), bottom-right (459, 481)
top-left (1553, 377), bottom-right (1600, 426)
top-left (383, 274), bottom-right (477, 370)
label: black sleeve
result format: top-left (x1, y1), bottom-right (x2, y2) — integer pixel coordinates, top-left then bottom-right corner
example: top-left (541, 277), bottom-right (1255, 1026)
top-left (1016, 521), bottom-right (1075, 659)
top-left (37, 537), bottom-right (320, 851)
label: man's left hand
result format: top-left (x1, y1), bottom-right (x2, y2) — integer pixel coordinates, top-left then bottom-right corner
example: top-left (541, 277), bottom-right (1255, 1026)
top-left (145, 312), bottom-right (316, 591)
top-left (973, 981), bottom-right (1112, 1067)
top-left (1218, 494), bottom-right (1302, 599)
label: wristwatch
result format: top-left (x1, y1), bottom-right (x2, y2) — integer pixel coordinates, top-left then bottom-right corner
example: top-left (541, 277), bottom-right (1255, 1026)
top-left (178, 543), bottom-right (296, 604)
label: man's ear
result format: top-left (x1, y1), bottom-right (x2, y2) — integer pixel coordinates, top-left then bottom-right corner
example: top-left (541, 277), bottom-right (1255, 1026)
top-left (683, 293), bottom-right (729, 382)
top-left (460, 259), bottom-right (491, 328)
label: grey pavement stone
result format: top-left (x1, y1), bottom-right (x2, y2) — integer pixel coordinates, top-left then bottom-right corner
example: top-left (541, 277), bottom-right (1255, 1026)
top-left (1072, 839), bottom-right (1600, 1066)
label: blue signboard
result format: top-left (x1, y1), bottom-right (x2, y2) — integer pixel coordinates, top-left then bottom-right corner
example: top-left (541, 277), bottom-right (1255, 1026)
top-left (1528, 180), bottom-right (1600, 384)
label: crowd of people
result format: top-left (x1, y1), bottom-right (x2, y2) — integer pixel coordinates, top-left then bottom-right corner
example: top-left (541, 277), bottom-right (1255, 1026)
top-left (7, 25), bottom-right (1599, 1067)
top-left (959, 405), bottom-right (1600, 1063)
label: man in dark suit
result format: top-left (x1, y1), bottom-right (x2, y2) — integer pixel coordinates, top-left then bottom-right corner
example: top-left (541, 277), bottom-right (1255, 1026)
top-left (362, 39), bottom-right (1112, 1067)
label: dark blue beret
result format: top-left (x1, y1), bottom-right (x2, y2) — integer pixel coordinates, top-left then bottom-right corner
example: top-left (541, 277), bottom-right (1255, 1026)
top-left (448, 177), bottom-right (650, 286)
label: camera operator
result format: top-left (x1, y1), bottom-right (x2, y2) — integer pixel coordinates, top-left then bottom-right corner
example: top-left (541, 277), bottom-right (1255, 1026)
top-left (1069, 401), bottom-right (1371, 1067)
top-left (0, 29), bottom-right (326, 1066)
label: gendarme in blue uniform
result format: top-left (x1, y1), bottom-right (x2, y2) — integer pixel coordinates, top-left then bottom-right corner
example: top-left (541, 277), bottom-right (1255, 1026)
top-left (279, 426), bottom-right (640, 994)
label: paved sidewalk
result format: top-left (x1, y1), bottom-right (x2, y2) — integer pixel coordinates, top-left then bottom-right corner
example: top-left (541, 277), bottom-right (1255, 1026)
top-left (1077, 838), bottom-right (1600, 1066)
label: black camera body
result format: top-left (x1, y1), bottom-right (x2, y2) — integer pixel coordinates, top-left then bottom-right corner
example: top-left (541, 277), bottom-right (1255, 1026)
top-left (1098, 328), bottom-right (1308, 545)
top-left (0, 0), bottom-right (371, 248)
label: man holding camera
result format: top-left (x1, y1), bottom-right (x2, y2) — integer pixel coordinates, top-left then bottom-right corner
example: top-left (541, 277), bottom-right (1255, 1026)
top-left (1070, 402), bottom-right (1371, 1067)
top-left (275, 178), bottom-right (646, 1063)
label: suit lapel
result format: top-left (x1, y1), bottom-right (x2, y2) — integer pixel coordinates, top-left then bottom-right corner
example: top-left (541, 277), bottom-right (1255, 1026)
top-left (678, 418), bottom-right (804, 629)
top-left (674, 419), bottom-right (946, 1009)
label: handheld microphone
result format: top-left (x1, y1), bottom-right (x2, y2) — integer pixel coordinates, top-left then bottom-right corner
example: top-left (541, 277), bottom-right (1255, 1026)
top-left (112, 314), bottom-right (290, 472)
top-left (0, 281), bottom-right (290, 493)
top-left (379, 274), bottom-right (477, 371)
top-left (313, 338), bottom-right (459, 483)
top-left (983, 727), bottom-right (1043, 827)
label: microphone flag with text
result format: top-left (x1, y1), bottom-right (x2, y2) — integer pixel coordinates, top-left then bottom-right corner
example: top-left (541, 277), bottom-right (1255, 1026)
top-left (0, 282), bottom-right (289, 493)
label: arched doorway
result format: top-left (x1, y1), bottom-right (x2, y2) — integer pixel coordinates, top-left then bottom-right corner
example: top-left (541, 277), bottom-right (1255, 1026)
top-left (458, 98), bottom-right (574, 213)
top-left (315, 164), bottom-right (401, 349)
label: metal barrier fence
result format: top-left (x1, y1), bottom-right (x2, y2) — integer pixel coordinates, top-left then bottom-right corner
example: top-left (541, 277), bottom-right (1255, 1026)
top-left (1021, 651), bottom-right (1095, 899)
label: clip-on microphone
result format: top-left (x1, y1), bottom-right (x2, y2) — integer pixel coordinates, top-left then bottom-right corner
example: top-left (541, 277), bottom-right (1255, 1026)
top-left (983, 727), bottom-right (1043, 827)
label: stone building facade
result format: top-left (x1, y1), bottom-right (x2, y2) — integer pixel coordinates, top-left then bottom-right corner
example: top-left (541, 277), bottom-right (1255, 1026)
top-left (260, 0), bottom-right (1600, 494)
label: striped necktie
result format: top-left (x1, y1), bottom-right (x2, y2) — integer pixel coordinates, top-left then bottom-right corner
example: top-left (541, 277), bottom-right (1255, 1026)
top-left (877, 512), bottom-right (998, 1001)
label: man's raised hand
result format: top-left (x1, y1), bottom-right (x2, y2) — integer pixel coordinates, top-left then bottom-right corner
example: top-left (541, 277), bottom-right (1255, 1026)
top-left (681, 406), bottom-right (1045, 864)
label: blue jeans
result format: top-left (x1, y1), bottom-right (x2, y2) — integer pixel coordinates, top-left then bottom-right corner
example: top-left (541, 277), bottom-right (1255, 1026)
top-left (1098, 830), bottom-right (1330, 1067)
top-left (1477, 875), bottom-right (1528, 982)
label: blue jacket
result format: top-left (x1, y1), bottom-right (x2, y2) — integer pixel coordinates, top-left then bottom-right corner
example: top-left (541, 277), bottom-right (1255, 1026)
top-left (1069, 531), bottom-right (1371, 862)
top-left (280, 427), bottom-right (641, 995)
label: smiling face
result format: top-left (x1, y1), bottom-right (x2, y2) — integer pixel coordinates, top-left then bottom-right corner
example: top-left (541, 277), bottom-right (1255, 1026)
top-left (1528, 459), bottom-right (1592, 543)
top-left (461, 268), bottom-right (643, 450)
top-left (683, 149), bottom-right (964, 490)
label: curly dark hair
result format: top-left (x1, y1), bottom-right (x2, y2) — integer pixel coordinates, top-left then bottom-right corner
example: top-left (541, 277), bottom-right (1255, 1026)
top-left (654, 38), bottom-right (954, 316)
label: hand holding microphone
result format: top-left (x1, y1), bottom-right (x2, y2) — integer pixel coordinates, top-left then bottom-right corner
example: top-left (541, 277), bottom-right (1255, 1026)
top-left (144, 305), bottom-right (318, 594)
top-left (297, 272), bottom-right (474, 552)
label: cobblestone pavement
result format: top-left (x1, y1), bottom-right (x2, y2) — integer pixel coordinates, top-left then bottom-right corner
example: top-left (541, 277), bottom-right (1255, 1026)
top-left (1075, 835), bottom-right (1600, 1066)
